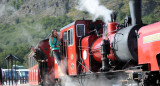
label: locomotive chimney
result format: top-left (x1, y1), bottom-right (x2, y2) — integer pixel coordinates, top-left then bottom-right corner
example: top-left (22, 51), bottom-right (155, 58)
top-left (129, 0), bottom-right (143, 25)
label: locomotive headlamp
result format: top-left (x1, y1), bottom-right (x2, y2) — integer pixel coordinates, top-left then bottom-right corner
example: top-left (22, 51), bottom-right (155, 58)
top-left (83, 50), bottom-right (87, 60)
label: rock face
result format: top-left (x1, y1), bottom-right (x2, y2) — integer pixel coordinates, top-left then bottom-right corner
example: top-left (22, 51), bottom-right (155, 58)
top-left (0, 0), bottom-right (10, 3)
top-left (0, 0), bottom-right (160, 24)
top-left (0, 0), bottom-right (75, 20)
top-left (18, 0), bottom-right (75, 17)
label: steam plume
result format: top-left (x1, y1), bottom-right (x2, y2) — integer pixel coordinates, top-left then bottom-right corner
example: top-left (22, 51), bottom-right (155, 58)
top-left (76, 0), bottom-right (112, 24)
top-left (20, 25), bottom-right (36, 46)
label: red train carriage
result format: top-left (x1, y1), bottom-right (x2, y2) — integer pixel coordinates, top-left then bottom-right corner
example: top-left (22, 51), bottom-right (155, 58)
top-left (28, 51), bottom-right (39, 85)
top-left (28, 39), bottom-right (55, 85)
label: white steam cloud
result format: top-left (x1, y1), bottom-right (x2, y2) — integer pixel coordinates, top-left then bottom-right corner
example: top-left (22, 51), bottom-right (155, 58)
top-left (76, 0), bottom-right (112, 24)
top-left (56, 58), bottom-right (124, 86)
top-left (59, 74), bottom-right (124, 86)
top-left (20, 25), bottom-right (36, 46)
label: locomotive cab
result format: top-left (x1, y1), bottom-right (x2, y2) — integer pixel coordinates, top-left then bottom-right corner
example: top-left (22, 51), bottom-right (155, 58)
top-left (60, 20), bottom-right (104, 74)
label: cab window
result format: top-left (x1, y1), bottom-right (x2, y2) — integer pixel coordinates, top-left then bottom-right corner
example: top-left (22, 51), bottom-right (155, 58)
top-left (76, 24), bottom-right (85, 37)
top-left (63, 31), bottom-right (67, 41)
top-left (68, 29), bottom-right (73, 46)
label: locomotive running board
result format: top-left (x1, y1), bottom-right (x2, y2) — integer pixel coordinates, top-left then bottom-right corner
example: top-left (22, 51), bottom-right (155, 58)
top-left (113, 60), bottom-right (137, 70)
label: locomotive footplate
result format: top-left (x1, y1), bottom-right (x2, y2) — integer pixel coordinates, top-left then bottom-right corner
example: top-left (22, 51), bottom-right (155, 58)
top-left (54, 67), bottom-right (160, 86)
top-left (55, 70), bottom-right (139, 86)
top-left (56, 71), bottom-right (128, 86)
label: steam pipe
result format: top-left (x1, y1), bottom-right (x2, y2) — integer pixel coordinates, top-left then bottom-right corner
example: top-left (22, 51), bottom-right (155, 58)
top-left (129, 0), bottom-right (143, 25)
top-left (100, 39), bottom-right (111, 71)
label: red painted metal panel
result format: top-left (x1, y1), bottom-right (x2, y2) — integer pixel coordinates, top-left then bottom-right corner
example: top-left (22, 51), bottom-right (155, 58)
top-left (60, 23), bottom-right (77, 75)
top-left (81, 35), bottom-right (98, 72)
top-left (67, 25), bottom-right (77, 75)
top-left (91, 36), bottom-right (117, 62)
top-left (54, 58), bottom-right (59, 78)
top-left (29, 65), bottom-right (40, 85)
top-left (28, 51), bottom-right (40, 85)
top-left (138, 22), bottom-right (160, 71)
top-left (91, 37), bottom-right (103, 63)
top-left (107, 22), bottom-right (118, 34)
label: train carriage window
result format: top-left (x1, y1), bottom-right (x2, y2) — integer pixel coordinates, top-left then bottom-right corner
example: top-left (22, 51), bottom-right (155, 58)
top-left (32, 56), bottom-right (34, 67)
top-left (63, 31), bottom-right (67, 41)
top-left (33, 58), bottom-right (35, 65)
top-left (32, 57), bottom-right (34, 67)
top-left (71, 29), bottom-right (73, 44)
top-left (68, 28), bottom-right (73, 46)
top-left (28, 57), bottom-right (30, 68)
top-left (31, 58), bottom-right (33, 67)
top-left (28, 57), bottom-right (31, 68)
top-left (34, 57), bottom-right (36, 65)
top-left (62, 31), bottom-right (67, 57)
top-left (76, 24), bottom-right (85, 37)
top-left (29, 57), bottom-right (32, 67)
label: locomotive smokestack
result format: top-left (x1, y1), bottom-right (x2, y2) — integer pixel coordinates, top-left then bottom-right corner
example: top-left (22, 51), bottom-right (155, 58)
top-left (129, 0), bottom-right (143, 25)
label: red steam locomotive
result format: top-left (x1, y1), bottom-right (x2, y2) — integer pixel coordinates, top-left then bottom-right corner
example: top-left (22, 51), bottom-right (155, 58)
top-left (28, 0), bottom-right (160, 86)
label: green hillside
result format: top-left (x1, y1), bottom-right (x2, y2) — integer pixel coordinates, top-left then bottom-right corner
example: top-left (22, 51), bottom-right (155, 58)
top-left (0, 15), bottom-right (73, 68)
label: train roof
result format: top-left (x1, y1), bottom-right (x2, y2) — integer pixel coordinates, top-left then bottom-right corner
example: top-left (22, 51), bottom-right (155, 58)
top-left (60, 22), bottom-right (75, 31)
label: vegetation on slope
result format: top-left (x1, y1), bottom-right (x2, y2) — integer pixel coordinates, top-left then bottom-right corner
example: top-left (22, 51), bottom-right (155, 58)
top-left (10, 0), bottom-right (26, 10)
top-left (0, 15), bottom-right (73, 68)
